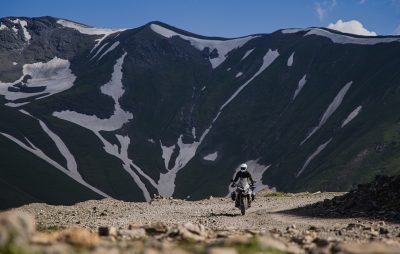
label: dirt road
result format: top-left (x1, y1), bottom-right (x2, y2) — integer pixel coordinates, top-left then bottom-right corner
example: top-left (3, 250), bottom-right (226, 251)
top-left (16, 192), bottom-right (400, 242)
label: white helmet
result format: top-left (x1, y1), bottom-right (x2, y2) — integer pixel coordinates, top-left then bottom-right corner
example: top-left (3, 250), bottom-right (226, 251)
top-left (240, 163), bottom-right (247, 171)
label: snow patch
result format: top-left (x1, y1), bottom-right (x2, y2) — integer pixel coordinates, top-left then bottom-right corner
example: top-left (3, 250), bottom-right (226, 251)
top-left (235, 72), bottom-right (243, 78)
top-left (100, 134), bottom-right (152, 201)
top-left (54, 53), bottom-right (132, 132)
top-left (160, 142), bottom-right (176, 170)
top-left (11, 19), bottom-right (31, 41)
top-left (158, 134), bottom-right (201, 197)
top-left (281, 28), bottom-right (311, 34)
top-left (219, 49), bottom-right (279, 111)
top-left (57, 19), bottom-right (123, 36)
top-left (305, 28), bottom-right (399, 45)
top-left (98, 41), bottom-right (120, 61)
top-left (192, 127), bottom-right (196, 139)
top-left (90, 42), bottom-right (110, 61)
top-left (12, 62), bottom-right (18, 65)
top-left (282, 27), bottom-right (399, 44)
top-left (19, 110), bottom-right (78, 175)
top-left (301, 81), bottom-right (352, 144)
top-left (158, 49), bottom-right (279, 198)
top-left (241, 48), bottom-right (255, 61)
top-left (341, 106), bottom-right (362, 128)
top-left (203, 152), bottom-right (218, 161)
top-left (287, 52), bottom-right (295, 66)
top-left (297, 139), bottom-right (332, 177)
top-left (227, 68), bottom-right (231, 71)
top-left (0, 57), bottom-right (76, 103)
top-left (0, 131), bottom-right (110, 198)
top-left (53, 53), bottom-right (154, 201)
top-left (292, 74), bottom-right (307, 100)
top-left (57, 19), bottom-right (125, 54)
top-left (4, 102), bottom-right (29, 107)
top-left (150, 24), bottom-right (257, 68)
top-left (0, 23), bottom-right (7, 30)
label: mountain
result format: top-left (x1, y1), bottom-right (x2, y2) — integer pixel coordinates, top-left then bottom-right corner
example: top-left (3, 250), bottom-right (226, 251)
top-left (1, 16), bottom-right (400, 208)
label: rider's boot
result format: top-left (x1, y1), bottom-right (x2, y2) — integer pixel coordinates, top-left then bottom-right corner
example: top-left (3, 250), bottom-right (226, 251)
top-left (235, 196), bottom-right (240, 208)
top-left (247, 194), bottom-right (252, 208)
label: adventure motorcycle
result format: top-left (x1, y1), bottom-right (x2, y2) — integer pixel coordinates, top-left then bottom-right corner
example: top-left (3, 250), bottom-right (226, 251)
top-left (231, 179), bottom-right (256, 215)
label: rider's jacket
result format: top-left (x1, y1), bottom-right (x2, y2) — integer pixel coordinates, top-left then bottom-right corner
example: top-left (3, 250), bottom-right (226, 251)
top-left (231, 171), bottom-right (255, 185)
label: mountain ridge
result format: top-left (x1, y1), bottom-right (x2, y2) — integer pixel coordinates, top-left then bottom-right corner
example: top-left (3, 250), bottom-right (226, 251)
top-left (1, 16), bottom-right (400, 208)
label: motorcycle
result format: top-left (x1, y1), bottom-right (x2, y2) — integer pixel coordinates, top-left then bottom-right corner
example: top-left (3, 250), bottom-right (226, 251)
top-left (231, 179), bottom-right (256, 215)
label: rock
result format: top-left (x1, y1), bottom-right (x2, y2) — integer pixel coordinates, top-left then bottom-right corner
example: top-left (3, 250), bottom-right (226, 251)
top-left (144, 248), bottom-right (161, 254)
top-left (30, 232), bottom-right (58, 245)
top-left (207, 247), bottom-right (238, 254)
top-left (257, 236), bottom-right (304, 254)
top-left (56, 228), bottom-right (99, 247)
top-left (286, 225), bottom-right (299, 235)
top-left (178, 223), bottom-right (208, 242)
top-left (313, 237), bottom-right (330, 247)
top-left (308, 226), bottom-right (321, 232)
top-left (334, 242), bottom-right (400, 254)
top-left (369, 229), bottom-right (379, 237)
top-left (167, 248), bottom-right (191, 254)
top-left (379, 227), bottom-right (389, 235)
top-left (145, 222), bottom-right (169, 235)
top-left (223, 234), bottom-right (251, 245)
top-left (346, 223), bottom-right (364, 230)
top-left (32, 243), bottom-right (73, 254)
top-left (98, 226), bottom-right (117, 237)
top-left (128, 223), bottom-right (143, 229)
top-left (91, 247), bottom-right (119, 254)
top-left (0, 211), bottom-right (35, 246)
top-left (303, 230), bottom-right (318, 242)
top-left (313, 175), bottom-right (400, 219)
top-left (118, 228), bottom-right (147, 240)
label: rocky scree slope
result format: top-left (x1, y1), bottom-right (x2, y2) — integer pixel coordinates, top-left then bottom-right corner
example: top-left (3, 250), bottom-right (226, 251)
top-left (1, 16), bottom-right (400, 208)
top-left (298, 175), bottom-right (400, 221)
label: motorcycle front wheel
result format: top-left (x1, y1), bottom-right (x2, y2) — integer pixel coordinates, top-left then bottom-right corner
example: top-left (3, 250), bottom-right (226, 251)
top-left (240, 195), bottom-right (246, 215)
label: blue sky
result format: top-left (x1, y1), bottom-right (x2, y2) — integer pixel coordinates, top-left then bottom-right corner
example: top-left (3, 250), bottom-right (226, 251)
top-left (1, 0), bottom-right (399, 37)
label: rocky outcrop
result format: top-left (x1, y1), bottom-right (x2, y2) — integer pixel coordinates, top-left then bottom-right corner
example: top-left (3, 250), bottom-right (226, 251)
top-left (307, 175), bottom-right (400, 220)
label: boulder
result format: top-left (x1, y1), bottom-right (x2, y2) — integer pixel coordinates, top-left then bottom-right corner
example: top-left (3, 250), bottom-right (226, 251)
top-left (118, 228), bottom-right (147, 240)
top-left (207, 247), bottom-right (238, 254)
top-left (0, 211), bottom-right (35, 246)
top-left (177, 223), bottom-right (208, 242)
top-left (98, 226), bottom-right (117, 237)
top-left (56, 228), bottom-right (99, 247)
top-left (145, 222), bottom-right (169, 235)
top-left (257, 236), bottom-right (304, 254)
top-left (334, 241), bottom-right (400, 254)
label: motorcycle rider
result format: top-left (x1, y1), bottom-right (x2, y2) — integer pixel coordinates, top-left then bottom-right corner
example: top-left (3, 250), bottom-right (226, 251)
top-left (230, 163), bottom-right (255, 208)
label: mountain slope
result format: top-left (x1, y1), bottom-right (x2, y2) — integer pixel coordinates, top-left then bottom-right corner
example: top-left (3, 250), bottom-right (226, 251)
top-left (1, 16), bottom-right (400, 208)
